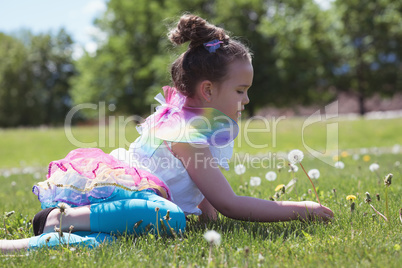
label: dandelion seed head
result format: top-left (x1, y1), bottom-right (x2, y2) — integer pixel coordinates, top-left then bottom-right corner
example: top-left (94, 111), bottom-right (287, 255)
top-left (369, 163), bottom-right (379, 172)
top-left (288, 164), bottom-right (298, 173)
top-left (250, 176), bottom-right (261, 186)
top-left (57, 202), bottom-right (71, 215)
top-left (5, 211), bottom-right (15, 218)
top-left (365, 192), bottom-right (372, 203)
top-left (350, 202), bottom-right (355, 212)
top-left (307, 169), bottom-right (320, 179)
top-left (265, 171), bottom-right (277, 181)
top-left (384, 173), bottom-right (393, 186)
top-left (234, 164), bottom-right (246, 175)
top-left (163, 210), bottom-right (171, 221)
top-left (288, 150), bottom-right (304, 164)
top-left (334, 161), bottom-right (345, 169)
top-left (203, 230), bottom-right (221, 246)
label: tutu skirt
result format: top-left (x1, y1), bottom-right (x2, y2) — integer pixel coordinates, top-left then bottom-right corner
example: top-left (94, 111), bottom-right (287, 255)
top-left (32, 148), bottom-right (172, 209)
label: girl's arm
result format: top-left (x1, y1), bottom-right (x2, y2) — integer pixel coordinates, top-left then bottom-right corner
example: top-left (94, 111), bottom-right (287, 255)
top-left (172, 143), bottom-right (333, 222)
top-left (198, 197), bottom-right (218, 221)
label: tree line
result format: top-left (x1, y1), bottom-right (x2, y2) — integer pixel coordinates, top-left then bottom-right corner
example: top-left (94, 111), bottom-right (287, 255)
top-left (1, 0), bottom-right (401, 127)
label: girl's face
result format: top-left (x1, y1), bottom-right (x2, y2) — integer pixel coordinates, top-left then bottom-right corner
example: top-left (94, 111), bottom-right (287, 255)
top-left (209, 59), bottom-right (253, 122)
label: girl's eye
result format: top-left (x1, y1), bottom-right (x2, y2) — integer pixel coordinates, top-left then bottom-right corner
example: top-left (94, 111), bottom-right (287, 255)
top-left (237, 90), bottom-right (244, 94)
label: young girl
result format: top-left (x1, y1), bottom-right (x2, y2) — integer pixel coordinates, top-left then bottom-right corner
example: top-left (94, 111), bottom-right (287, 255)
top-left (0, 14), bottom-right (333, 253)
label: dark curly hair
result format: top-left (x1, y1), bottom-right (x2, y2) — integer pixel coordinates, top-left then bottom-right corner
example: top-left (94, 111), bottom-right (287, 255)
top-left (168, 14), bottom-right (252, 97)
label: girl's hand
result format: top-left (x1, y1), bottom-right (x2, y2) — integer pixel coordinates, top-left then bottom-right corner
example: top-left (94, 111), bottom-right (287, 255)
top-left (298, 201), bottom-right (334, 222)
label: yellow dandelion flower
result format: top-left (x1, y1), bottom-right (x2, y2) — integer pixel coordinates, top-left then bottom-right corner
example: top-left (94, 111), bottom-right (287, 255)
top-left (341, 151), bottom-right (349, 158)
top-left (275, 184), bottom-right (285, 192)
top-left (363, 155), bottom-right (371, 162)
top-left (346, 195), bottom-right (357, 201)
top-left (332, 155), bottom-right (339, 161)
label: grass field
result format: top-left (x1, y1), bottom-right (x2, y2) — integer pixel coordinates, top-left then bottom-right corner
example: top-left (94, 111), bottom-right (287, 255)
top-left (1, 117), bottom-right (401, 267)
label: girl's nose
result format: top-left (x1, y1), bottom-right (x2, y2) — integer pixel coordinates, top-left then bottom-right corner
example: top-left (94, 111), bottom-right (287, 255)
top-left (243, 93), bottom-right (250, 105)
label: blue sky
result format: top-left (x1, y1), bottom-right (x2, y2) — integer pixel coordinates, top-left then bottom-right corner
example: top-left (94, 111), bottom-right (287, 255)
top-left (0, 0), bottom-right (107, 57)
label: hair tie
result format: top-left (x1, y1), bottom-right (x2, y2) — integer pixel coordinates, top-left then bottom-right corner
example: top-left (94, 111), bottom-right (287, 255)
top-left (203, 39), bottom-right (224, 53)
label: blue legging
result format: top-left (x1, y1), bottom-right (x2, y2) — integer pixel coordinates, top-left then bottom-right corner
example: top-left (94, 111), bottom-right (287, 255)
top-left (28, 190), bottom-right (186, 250)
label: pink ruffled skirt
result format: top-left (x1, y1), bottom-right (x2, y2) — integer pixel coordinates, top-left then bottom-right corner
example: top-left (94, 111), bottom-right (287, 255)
top-left (32, 148), bottom-right (171, 209)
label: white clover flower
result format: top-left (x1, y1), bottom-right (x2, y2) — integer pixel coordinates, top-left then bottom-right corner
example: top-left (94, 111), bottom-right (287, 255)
top-left (288, 164), bottom-right (298, 173)
top-left (334, 161), bottom-right (345, 169)
top-left (203, 230), bottom-right (221, 246)
top-left (234, 164), bottom-right (246, 175)
top-left (308, 169), bottom-right (320, 179)
top-left (288, 149), bottom-right (304, 164)
top-left (369, 163), bottom-right (380, 172)
top-left (265, 171), bottom-right (277, 181)
top-left (250, 176), bottom-right (261, 186)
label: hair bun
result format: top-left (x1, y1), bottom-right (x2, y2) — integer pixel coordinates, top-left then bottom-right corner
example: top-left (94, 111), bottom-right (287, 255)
top-left (169, 14), bottom-right (228, 48)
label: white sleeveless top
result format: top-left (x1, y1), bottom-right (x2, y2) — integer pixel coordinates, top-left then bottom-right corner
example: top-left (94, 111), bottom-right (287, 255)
top-left (110, 87), bottom-right (238, 215)
top-left (110, 140), bottom-right (234, 216)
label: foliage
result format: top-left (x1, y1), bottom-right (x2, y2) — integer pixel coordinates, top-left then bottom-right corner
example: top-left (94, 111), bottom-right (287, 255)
top-left (0, 33), bottom-right (31, 126)
top-left (0, 29), bottom-right (75, 127)
top-left (333, 0), bottom-right (402, 114)
top-left (2, 0), bottom-right (402, 126)
top-left (71, 0), bottom-right (346, 117)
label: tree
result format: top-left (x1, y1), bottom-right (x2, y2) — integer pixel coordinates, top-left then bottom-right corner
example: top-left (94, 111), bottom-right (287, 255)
top-left (27, 29), bottom-right (75, 125)
top-left (251, 0), bottom-right (342, 112)
top-left (0, 33), bottom-right (31, 126)
top-left (0, 29), bottom-right (75, 127)
top-left (70, 0), bottom-right (217, 118)
top-left (333, 0), bottom-right (402, 115)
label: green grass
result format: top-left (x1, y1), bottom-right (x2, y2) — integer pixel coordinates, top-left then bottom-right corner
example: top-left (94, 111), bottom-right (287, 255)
top-left (1, 117), bottom-right (401, 169)
top-left (1, 117), bottom-right (402, 267)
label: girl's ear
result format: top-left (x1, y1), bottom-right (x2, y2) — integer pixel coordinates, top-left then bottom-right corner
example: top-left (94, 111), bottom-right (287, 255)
top-left (199, 80), bottom-right (214, 103)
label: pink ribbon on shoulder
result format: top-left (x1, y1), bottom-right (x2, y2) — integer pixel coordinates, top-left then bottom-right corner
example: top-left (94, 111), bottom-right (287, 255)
top-left (138, 86), bottom-right (186, 133)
